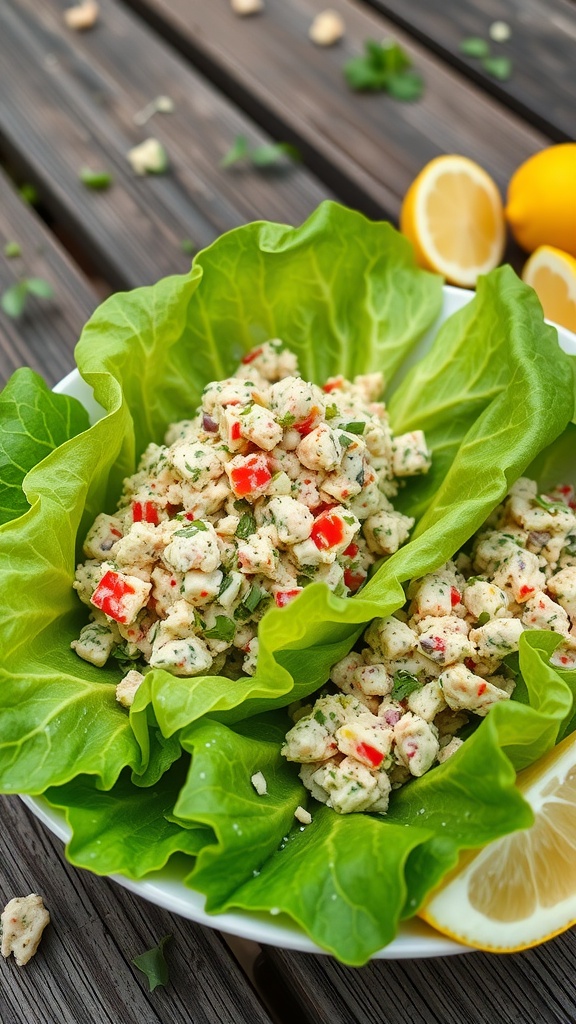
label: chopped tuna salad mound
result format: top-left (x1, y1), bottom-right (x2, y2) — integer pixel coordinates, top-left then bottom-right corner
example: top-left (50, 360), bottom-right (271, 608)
top-left (282, 477), bottom-right (576, 814)
top-left (71, 341), bottom-right (431, 690)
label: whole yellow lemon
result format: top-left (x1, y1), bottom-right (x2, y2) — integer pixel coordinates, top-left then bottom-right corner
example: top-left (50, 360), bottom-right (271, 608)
top-left (505, 143), bottom-right (576, 256)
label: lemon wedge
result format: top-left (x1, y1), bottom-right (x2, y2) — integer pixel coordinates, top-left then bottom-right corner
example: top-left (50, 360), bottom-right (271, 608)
top-left (522, 245), bottom-right (576, 334)
top-left (400, 155), bottom-right (506, 287)
top-left (419, 731), bottom-right (576, 951)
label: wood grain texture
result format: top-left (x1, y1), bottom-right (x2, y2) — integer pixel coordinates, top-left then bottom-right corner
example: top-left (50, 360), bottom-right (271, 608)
top-left (121, 0), bottom-right (552, 221)
top-left (362, 0), bottom-right (576, 142)
top-left (0, 0), bottom-right (329, 291)
top-left (262, 936), bottom-right (576, 1024)
top-left (0, 796), bottom-right (273, 1024)
top-left (0, 167), bottom-right (98, 387)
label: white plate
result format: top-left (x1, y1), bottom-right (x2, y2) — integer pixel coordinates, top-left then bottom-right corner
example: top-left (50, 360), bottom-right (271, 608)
top-left (23, 285), bottom-right (576, 960)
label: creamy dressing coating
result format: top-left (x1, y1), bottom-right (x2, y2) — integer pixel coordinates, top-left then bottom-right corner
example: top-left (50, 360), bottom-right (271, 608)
top-left (283, 477), bottom-right (576, 814)
top-left (71, 341), bottom-right (431, 691)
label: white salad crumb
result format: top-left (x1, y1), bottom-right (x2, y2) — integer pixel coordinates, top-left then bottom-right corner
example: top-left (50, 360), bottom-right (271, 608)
top-left (230, 0), bottom-right (263, 14)
top-left (294, 805), bottom-right (312, 825)
top-left (251, 771), bottom-right (268, 795)
top-left (284, 478), bottom-right (576, 814)
top-left (127, 138), bottom-right (168, 175)
top-left (1, 894), bottom-right (50, 966)
top-left (115, 669), bottom-right (145, 708)
top-left (63, 0), bottom-right (99, 30)
top-left (71, 341), bottom-right (431, 684)
top-left (309, 10), bottom-right (345, 46)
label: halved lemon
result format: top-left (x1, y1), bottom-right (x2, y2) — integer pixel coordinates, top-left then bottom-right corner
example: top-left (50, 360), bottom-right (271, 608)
top-left (522, 245), bottom-right (576, 334)
top-left (400, 155), bottom-right (506, 287)
top-left (419, 731), bottom-right (576, 951)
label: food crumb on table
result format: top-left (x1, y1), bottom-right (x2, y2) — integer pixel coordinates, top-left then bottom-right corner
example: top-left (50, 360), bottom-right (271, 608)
top-left (1, 894), bottom-right (50, 966)
top-left (294, 805), bottom-right (312, 825)
top-left (63, 0), bottom-right (99, 30)
top-left (251, 770), bottom-right (268, 795)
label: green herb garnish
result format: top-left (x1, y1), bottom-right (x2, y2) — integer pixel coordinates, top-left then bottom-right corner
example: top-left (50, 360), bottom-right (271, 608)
top-left (236, 511), bottom-right (257, 539)
top-left (344, 39), bottom-right (424, 100)
top-left (132, 934), bottom-right (172, 992)
top-left (1, 278), bottom-right (54, 318)
top-left (79, 167), bottom-right (113, 190)
top-left (204, 616), bottom-right (236, 643)
top-left (534, 494), bottom-right (568, 515)
top-left (343, 421), bottom-right (365, 435)
top-left (477, 611), bottom-right (490, 626)
top-left (3, 241), bottom-right (22, 259)
top-left (482, 55), bottom-right (512, 80)
top-left (221, 135), bottom-right (300, 170)
top-left (459, 37), bottom-right (490, 57)
top-left (277, 411), bottom-right (296, 428)
top-left (391, 669), bottom-right (422, 701)
top-left (173, 520), bottom-right (208, 537)
top-left (111, 642), bottom-right (142, 667)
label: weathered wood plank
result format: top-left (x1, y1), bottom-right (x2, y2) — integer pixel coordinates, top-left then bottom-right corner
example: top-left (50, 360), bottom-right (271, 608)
top-left (0, 0), bottom-right (329, 291)
top-left (0, 796), bottom-right (274, 1024)
top-left (362, 0), bottom-right (576, 142)
top-left (121, 0), bottom-right (552, 221)
top-left (0, 167), bottom-right (98, 388)
top-left (262, 936), bottom-right (576, 1024)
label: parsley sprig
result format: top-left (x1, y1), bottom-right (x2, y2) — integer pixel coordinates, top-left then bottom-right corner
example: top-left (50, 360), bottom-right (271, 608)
top-left (344, 39), bottom-right (424, 100)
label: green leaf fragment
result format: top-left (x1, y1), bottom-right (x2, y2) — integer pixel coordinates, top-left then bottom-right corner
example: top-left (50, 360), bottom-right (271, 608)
top-left (132, 934), bottom-right (172, 991)
top-left (19, 183), bottom-right (39, 205)
top-left (25, 278), bottom-right (54, 299)
top-left (482, 55), bottom-right (512, 80)
top-left (79, 167), bottom-right (113, 190)
top-left (221, 134), bottom-right (300, 169)
top-left (1, 281), bottom-right (28, 318)
top-left (344, 39), bottom-right (423, 100)
top-left (459, 37), bottom-right (490, 58)
top-left (4, 241), bottom-right (22, 258)
top-left (250, 142), bottom-right (300, 167)
top-left (220, 134), bottom-right (250, 168)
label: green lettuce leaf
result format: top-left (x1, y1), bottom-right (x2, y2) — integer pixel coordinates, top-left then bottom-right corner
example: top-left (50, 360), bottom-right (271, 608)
top-left (0, 368), bottom-right (89, 525)
top-left (45, 760), bottom-right (210, 878)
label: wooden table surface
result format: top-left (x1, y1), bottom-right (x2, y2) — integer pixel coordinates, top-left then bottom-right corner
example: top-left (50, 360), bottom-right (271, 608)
top-left (1, 2), bottom-right (575, 1022)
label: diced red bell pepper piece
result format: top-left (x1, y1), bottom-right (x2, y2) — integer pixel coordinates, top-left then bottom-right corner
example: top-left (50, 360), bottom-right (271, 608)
top-left (477, 682), bottom-right (487, 696)
top-left (323, 377), bottom-right (343, 393)
top-left (91, 570), bottom-right (135, 624)
top-left (230, 422), bottom-right (242, 441)
top-left (311, 511), bottom-right (345, 550)
top-left (274, 588), bottom-right (303, 608)
top-left (132, 500), bottom-right (159, 525)
top-left (295, 406), bottom-right (322, 435)
top-left (450, 586), bottom-right (461, 607)
top-left (343, 542), bottom-right (359, 558)
top-left (344, 568), bottom-right (366, 593)
top-left (355, 742), bottom-right (384, 768)
top-left (241, 346), bottom-right (262, 364)
top-left (229, 455), bottom-right (272, 497)
top-left (519, 584), bottom-right (535, 600)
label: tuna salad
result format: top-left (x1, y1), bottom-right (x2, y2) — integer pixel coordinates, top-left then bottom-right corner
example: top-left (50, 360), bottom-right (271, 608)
top-left (71, 340), bottom-right (431, 689)
top-left (282, 477), bottom-right (576, 814)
